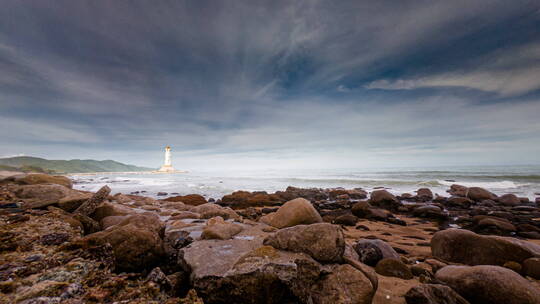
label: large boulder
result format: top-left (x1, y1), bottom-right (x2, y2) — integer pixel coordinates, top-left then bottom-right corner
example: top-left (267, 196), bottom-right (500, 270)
top-left (201, 216), bottom-right (243, 240)
top-left (466, 187), bottom-right (496, 201)
top-left (181, 237), bottom-right (375, 304)
top-left (447, 184), bottom-right (468, 197)
top-left (77, 214), bottom-right (165, 272)
top-left (13, 173), bottom-right (73, 188)
top-left (435, 265), bottom-right (540, 304)
top-left (353, 239), bottom-right (400, 266)
top-left (405, 284), bottom-right (470, 304)
top-left (13, 184), bottom-right (81, 209)
top-left (310, 264), bottom-right (375, 304)
top-left (269, 198), bottom-right (322, 229)
top-left (431, 228), bottom-right (540, 266)
top-left (416, 188), bottom-right (434, 202)
top-left (191, 203), bottom-right (240, 220)
top-left (497, 194), bottom-right (521, 206)
top-left (164, 194), bottom-right (207, 206)
top-left (369, 190), bottom-right (401, 210)
top-left (220, 190), bottom-right (282, 209)
top-left (263, 223), bottom-right (345, 263)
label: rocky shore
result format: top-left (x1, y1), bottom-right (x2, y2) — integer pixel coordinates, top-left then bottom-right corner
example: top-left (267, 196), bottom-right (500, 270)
top-left (1, 172), bottom-right (539, 304)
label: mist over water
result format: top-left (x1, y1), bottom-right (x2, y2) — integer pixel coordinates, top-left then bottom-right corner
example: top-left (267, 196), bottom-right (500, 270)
top-left (72, 165), bottom-right (540, 200)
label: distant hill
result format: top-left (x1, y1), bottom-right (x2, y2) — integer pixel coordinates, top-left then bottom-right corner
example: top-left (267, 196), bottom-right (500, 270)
top-left (0, 156), bottom-right (154, 174)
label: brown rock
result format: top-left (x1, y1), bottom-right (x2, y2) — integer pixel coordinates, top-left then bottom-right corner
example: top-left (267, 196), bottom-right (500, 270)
top-left (353, 239), bottom-right (400, 266)
top-left (333, 214), bottom-right (358, 226)
top-left (416, 188), bottom-right (434, 201)
top-left (57, 192), bottom-right (93, 212)
top-left (435, 265), bottom-right (540, 304)
top-left (369, 190), bottom-right (401, 210)
top-left (201, 216), bottom-right (243, 240)
top-left (74, 185), bottom-right (111, 216)
top-left (191, 203), bottom-right (240, 220)
top-left (78, 214), bottom-right (165, 272)
top-left (523, 257), bottom-right (540, 279)
top-left (446, 197), bottom-right (472, 209)
top-left (311, 264), bottom-right (375, 304)
top-left (447, 184), bottom-right (468, 197)
top-left (466, 187), bottom-right (496, 202)
top-left (405, 284), bottom-right (470, 304)
top-left (497, 193), bottom-right (521, 206)
top-left (263, 223), bottom-right (344, 263)
top-left (14, 184), bottom-right (79, 209)
top-left (269, 198), bottom-right (322, 229)
top-left (91, 201), bottom-right (133, 222)
top-left (375, 258), bottom-right (413, 279)
top-left (100, 215), bottom-right (128, 230)
top-left (14, 173), bottom-right (73, 188)
top-left (164, 194), bottom-right (207, 206)
top-left (431, 228), bottom-right (540, 266)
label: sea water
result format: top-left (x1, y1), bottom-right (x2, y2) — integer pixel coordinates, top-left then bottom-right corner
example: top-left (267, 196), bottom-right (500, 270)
top-left (70, 165), bottom-right (540, 200)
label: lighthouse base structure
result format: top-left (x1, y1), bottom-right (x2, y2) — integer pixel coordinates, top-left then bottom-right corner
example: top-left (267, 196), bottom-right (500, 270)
top-left (158, 165), bottom-right (176, 172)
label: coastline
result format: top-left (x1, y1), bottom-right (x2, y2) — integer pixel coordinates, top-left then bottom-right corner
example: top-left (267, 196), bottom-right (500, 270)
top-left (1, 172), bottom-right (540, 303)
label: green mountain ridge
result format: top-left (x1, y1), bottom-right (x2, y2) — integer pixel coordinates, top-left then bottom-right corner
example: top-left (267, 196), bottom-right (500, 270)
top-left (0, 156), bottom-right (154, 174)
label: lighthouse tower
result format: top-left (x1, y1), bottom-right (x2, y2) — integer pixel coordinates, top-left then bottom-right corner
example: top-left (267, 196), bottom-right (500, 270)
top-left (158, 146), bottom-right (175, 172)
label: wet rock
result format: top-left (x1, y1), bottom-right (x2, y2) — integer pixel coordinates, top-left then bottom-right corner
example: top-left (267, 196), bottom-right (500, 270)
top-left (431, 228), bottom-right (540, 266)
top-left (156, 192), bottom-right (168, 196)
top-left (405, 284), bottom-right (470, 304)
top-left (375, 258), bottom-right (413, 279)
top-left (369, 190), bottom-right (401, 210)
top-left (416, 188), bottom-right (434, 202)
top-left (276, 186), bottom-right (329, 202)
top-left (435, 265), bottom-right (540, 304)
top-left (221, 190), bottom-right (282, 208)
top-left (269, 198), bottom-right (322, 229)
top-left (263, 223), bottom-right (344, 263)
top-left (497, 193), bottom-right (521, 206)
top-left (201, 216), bottom-right (243, 240)
top-left (353, 239), bottom-right (400, 266)
top-left (446, 197), bottom-right (472, 209)
top-left (74, 185), bottom-right (111, 216)
top-left (472, 216), bottom-right (516, 235)
top-left (502, 261), bottom-right (522, 273)
top-left (413, 205), bottom-right (448, 220)
top-left (447, 184), bottom-right (468, 197)
top-left (164, 194), bottom-right (207, 206)
top-left (333, 214), bottom-right (358, 226)
top-left (466, 187), bottom-right (496, 202)
top-left (523, 257), bottom-right (540, 279)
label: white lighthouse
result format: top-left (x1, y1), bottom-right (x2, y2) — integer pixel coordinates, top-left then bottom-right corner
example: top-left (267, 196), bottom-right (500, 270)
top-left (158, 146), bottom-right (175, 172)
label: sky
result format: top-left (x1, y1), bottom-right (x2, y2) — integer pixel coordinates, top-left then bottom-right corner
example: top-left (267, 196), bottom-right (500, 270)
top-left (1, 0), bottom-right (540, 170)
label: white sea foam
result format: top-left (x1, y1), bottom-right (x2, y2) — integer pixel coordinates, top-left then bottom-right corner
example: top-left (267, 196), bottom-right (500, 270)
top-left (437, 180), bottom-right (522, 189)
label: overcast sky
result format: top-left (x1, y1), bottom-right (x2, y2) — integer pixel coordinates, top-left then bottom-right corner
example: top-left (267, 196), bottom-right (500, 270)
top-left (1, 0), bottom-right (540, 170)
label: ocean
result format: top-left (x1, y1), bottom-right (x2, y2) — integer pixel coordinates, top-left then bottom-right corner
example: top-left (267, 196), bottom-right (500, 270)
top-left (70, 165), bottom-right (540, 201)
